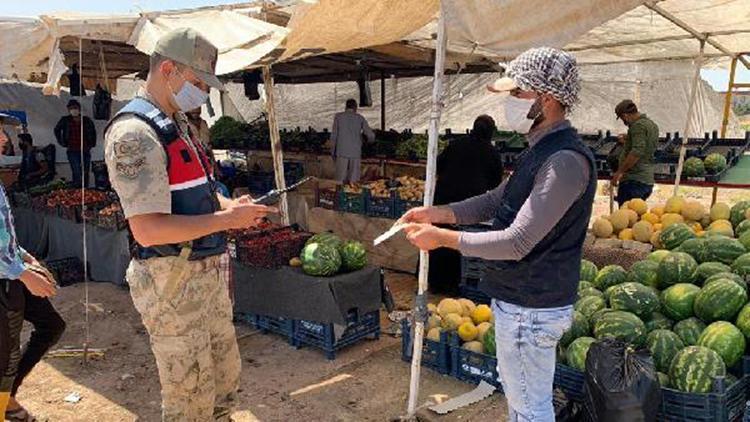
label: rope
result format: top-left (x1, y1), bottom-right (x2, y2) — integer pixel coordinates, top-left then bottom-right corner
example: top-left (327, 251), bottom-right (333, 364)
top-left (79, 37), bottom-right (91, 364)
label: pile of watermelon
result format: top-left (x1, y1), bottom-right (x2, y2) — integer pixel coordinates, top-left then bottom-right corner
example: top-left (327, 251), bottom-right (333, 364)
top-left (296, 233), bottom-right (368, 276)
top-left (563, 254), bottom-right (750, 394)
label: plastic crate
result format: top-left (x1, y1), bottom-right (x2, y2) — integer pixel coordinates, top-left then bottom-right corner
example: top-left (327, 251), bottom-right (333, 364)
top-left (401, 319), bottom-right (451, 375)
top-left (236, 228), bottom-right (311, 268)
top-left (554, 363), bottom-right (586, 403)
top-left (293, 309), bottom-right (380, 360)
top-left (394, 196), bottom-right (422, 218)
top-left (43, 257), bottom-right (86, 287)
top-left (316, 186), bottom-right (337, 210)
top-left (449, 335), bottom-right (502, 389)
top-left (459, 280), bottom-right (491, 305)
top-left (95, 211), bottom-right (128, 231)
top-left (365, 190), bottom-right (395, 219)
top-left (236, 312), bottom-right (296, 345)
top-left (336, 189), bottom-right (366, 215)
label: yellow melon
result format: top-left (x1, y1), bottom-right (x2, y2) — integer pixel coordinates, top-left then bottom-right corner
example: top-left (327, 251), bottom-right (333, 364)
top-left (457, 298), bottom-right (476, 317)
top-left (427, 314), bottom-right (442, 330)
top-left (654, 223), bottom-right (663, 231)
top-left (661, 213), bottom-right (685, 228)
top-left (592, 218), bottom-right (614, 238)
top-left (641, 212), bottom-right (660, 224)
top-left (437, 298), bottom-right (463, 318)
top-left (619, 228), bottom-right (634, 240)
top-left (700, 215), bottom-right (712, 229)
top-left (462, 341), bottom-right (485, 354)
top-left (746, 208), bottom-right (750, 220)
top-left (476, 322), bottom-right (492, 340)
top-left (691, 222), bottom-right (703, 233)
top-left (651, 206), bottom-right (665, 217)
top-left (621, 200), bottom-right (631, 211)
top-left (710, 202), bottom-right (731, 222)
top-left (628, 198), bottom-right (648, 215)
top-left (708, 220), bottom-right (734, 237)
top-left (651, 230), bottom-right (662, 248)
top-left (624, 209), bottom-right (639, 227)
top-left (632, 221), bottom-right (654, 242)
top-left (428, 303), bottom-right (438, 315)
top-left (426, 327), bottom-right (442, 342)
top-left (458, 322), bottom-right (479, 342)
top-left (470, 304), bottom-right (492, 325)
top-left (681, 201), bottom-right (706, 222)
top-left (665, 196), bottom-right (686, 214)
top-left (441, 313), bottom-right (463, 331)
top-left (610, 210), bottom-right (630, 232)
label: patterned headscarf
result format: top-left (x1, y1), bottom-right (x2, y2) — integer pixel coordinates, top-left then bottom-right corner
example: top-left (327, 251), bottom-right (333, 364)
top-left (505, 47), bottom-right (581, 109)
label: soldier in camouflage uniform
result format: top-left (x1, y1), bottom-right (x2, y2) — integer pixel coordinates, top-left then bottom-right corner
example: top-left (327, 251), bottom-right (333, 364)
top-left (104, 29), bottom-right (276, 421)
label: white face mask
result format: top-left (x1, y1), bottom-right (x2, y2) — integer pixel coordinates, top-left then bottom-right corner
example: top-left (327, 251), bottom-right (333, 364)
top-left (170, 69), bottom-right (209, 112)
top-left (501, 96), bottom-right (537, 134)
top-left (69, 109), bottom-right (81, 117)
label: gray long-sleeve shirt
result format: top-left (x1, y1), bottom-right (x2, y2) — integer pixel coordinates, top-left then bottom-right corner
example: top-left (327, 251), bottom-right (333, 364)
top-left (450, 120), bottom-right (591, 261)
top-left (331, 110), bottom-right (375, 158)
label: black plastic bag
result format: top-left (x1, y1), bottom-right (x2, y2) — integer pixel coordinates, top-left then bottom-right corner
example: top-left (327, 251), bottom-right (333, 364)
top-left (583, 338), bottom-right (661, 422)
top-left (93, 84), bottom-right (112, 120)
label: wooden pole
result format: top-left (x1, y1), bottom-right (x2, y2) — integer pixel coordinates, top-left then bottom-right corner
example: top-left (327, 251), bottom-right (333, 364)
top-left (406, 8), bottom-right (446, 418)
top-left (721, 57), bottom-right (738, 138)
top-left (262, 66), bottom-right (290, 225)
top-left (380, 73), bottom-right (386, 131)
top-left (673, 40), bottom-right (705, 196)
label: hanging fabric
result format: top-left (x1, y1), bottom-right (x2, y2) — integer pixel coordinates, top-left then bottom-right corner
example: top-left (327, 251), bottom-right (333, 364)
top-left (93, 84), bottom-right (112, 120)
top-left (68, 66), bottom-right (85, 96)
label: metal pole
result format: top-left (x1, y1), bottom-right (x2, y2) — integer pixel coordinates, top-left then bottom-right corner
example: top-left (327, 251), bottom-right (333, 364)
top-left (406, 8), bottom-right (447, 418)
top-left (380, 73), bottom-right (386, 131)
top-left (262, 66), bottom-right (290, 225)
top-left (673, 40), bottom-right (705, 196)
top-left (720, 57), bottom-right (738, 138)
top-left (79, 37), bottom-right (91, 365)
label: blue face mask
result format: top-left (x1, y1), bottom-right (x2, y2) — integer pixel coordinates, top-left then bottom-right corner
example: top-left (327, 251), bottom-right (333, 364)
top-left (171, 69), bottom-right (209, 112)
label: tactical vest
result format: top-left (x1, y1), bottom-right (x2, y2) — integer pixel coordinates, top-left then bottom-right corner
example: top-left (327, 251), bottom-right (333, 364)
top-left (108, 97), bottom-right (226, 260)
top-left (480, 127), bottom-right (597, 308)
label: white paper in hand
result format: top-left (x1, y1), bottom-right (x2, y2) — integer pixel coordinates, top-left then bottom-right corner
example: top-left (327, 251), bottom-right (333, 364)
top-left (373, 223), bottom-right (405, 246)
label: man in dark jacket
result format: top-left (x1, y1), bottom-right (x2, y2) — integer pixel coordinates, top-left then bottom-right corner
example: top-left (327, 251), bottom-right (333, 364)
top-left (403, 47), bottom-right (595, 422)
top-left (428, 115), bottom-right (503, 295)
top-left (54, 99), bottom-right (96, 187)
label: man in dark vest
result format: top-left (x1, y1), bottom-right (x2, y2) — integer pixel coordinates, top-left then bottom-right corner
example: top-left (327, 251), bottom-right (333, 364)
top-left (402, 47), bottom-right (595, 422)
top-left (104, 28), bottom-right (276, 421)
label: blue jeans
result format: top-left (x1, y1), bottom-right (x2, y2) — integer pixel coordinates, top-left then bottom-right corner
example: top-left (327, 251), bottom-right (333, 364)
top-left (67, 150), bottom-right (91, 188)
top-left (493, 299), bottom-right (573, 422)
top-left (616, 180), bottom-right (653, 206)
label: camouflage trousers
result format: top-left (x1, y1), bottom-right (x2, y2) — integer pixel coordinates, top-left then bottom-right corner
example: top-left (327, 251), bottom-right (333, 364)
top-left (127, 254), bottom-right (241, 422)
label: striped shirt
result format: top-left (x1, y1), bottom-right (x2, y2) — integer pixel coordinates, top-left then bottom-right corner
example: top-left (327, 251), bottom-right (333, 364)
top-left (0, 184), bottom-right (28, 279)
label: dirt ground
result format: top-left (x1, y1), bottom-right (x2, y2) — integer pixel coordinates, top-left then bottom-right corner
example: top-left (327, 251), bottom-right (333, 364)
top-left (13, 273), bottom-right (508, 422)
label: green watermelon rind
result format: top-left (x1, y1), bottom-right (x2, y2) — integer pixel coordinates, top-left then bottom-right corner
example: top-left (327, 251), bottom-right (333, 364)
top-left (735, 304), bottom-right (750, 340)
top-left (673, 317), bottom-right (707, 346)
top-left (657, 252), bottom-right (698, 289)
top-left (693, 279), bottom-right (748, 323)
top-left (669, 346), bottom-right (726, 393)
top-left (704, 237), bottom-right (747, 266)
top-left (661, 283), bottom-right (701, 321)
top-left (608, 282), bottom-right (660, 318)
top-left (694, 262), bottom-right (732, 285)
top-left (300, 242), bottom-right (342, 276)
top-left (730, 201), bottom-right (750, 229)
top-left (704, 153), bottom-right (728, 175)
top-left (593, 310), bottom-right (647, 346)
top-left (731, 253), bottom-right (750, 277)
top-left (697, 321), bottom-right (746, 368)
top-left (627, 260), bottom-right (660, 289)
top-left (339, 240), bottom-right (368, 271)
top-left (565, 336), bottom-right (596, 371)
top-left (683, 157), bottom-right (706, 177)
top-left (580, 259), bottom-right (598, 282)
top-left (645, 312), bottom-right (674, 332)
top-left (736, 220), bottom-right (750, 238)
top-left (646, 329), bottom-right (685, 373)
top-left (560, 311), bottom-right (591, 348)
top-left (660, 223), bottom-right (696, 251)
top-left (305, 232), bottom-right (343, 250)
top-left (593, 265), bottom-right (628, 291)
top-left (574, 295), bottom-right (606, 319)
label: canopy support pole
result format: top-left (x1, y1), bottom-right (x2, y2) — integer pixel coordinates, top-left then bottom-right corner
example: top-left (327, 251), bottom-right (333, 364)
top-left (262, 65), bottom-right (290, 225)
top-left (406, 8), bottom-right (447, 418)
top-left (673, 40), bottom-right (705, 196)
top-left (721, 57), bottom-right (738, 138)
top-left (380, 73), bottom-right (386, 131)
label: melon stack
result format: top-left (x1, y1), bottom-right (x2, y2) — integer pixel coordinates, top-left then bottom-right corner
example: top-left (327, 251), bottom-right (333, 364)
top-left (426, 298), bottom-right (496, 355)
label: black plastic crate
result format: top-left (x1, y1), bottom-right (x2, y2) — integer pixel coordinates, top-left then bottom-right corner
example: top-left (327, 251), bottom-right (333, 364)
top-left (293, 310), bottom-right (380, 360)
top-left (554, 363), bottom-right (585, 403)
top-left (365, 190), bottom-right (395, 219)
top-left (401, 319), bottom-right (451, 375)
top-left (236, 312), bottom-right (296, 345)
top-left (449, 335), bottom-right (502, 389)
top-left (336, 189), bottom-right (366, 215)
top-left (315, 186), bottom-right (337, 210)
top-left (43, 257), bottom-right (86, 286)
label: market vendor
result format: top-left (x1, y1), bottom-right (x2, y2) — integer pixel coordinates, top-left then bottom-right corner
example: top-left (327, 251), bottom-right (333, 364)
top-left (428, 115), bottom-right (503, 295)
top-left (331, 99), bottom-right (375, 184)
top-left (612, 99), bottom-right (659, 205)
top-left (54, 99), bottom-right (97, 188)
top-left (103, 28), bottom-right (276, 421)
top-left (17, 132), bottom-right (48, 188)
top-left (402, 47), bottom-right (595, 422)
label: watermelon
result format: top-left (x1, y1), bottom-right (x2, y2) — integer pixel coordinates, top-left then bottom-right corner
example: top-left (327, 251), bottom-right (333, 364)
top-left (608, 282), bottom-right (660, 318)
top-left (704, 153), bottom-right (728, 175)
top-left (674, 317), bottom-right (707, 346)
top-left (646, 329), bottom-right (685, 372)
top-left (483, 325), bottom-right (496, 355)
top-left (593, 310), bottom-right (647, 346)
top-left (305, 232), bottom-right (343, 250)
top-left (660, 223), bottom-right (696, 250)
top-left (661, 283), bottom-right (701, 321)
top-left (736, 220), bottom-right (750, 238)
top-left (578, 281), bottom-right (594, 291)
top-left (735, 304), bottom-right (750, 340)
top-left (697, 321), bottom-right (746, 368)
top-left (560, 311), bottom-right (591, 348)
top-left (657, 252), bottom-right (698, 288)
top-left (580, 259), bottom-right (598, 282)
top-left (674, 238), bottom-right (708, 263)
top-left (730, 201), bottom-right (750, 229)
top-left (566, 336), bottom-right (596, 371)
top-left (339, 240), bottom-right (367, 271)
top-left (732, 253), bottom-right (750, 277)
top-left (694, 279), bottom-right (748, 323)
top-left (593, 265), bottom-right (628, 291)
top-left (693, 262), bottom-right (732, 285)
top-left (300, 242), bottom-right (342, 276)
top-left (740, 231), bottom-right (750, 251)
top-left (725, 373), bottom-right (739, 387)
top-left (627, 260), bottom-right (660, 289)
top-left (590, 308), bottom-right (615, 326)
top-left (648, 250), bottom-right (671, 263)
top-left (705, 272), bottom-right (746, 291)
top-left (645, 312), bottom-right (674, 332)
top-left (669, 346), bottom-right (726, 393)
top-left (704, 236), bottom-right (747, 265)
top-left (603, 285), bottom-right (620, 303)
top-left (657, 372), bottom-right (671, 388)
top-left (683, 157), bottom-right (706, 177)
top-left (575, 295), bottom-right (606, 319)
top-left (578, 287), bottom-right (603, 299)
